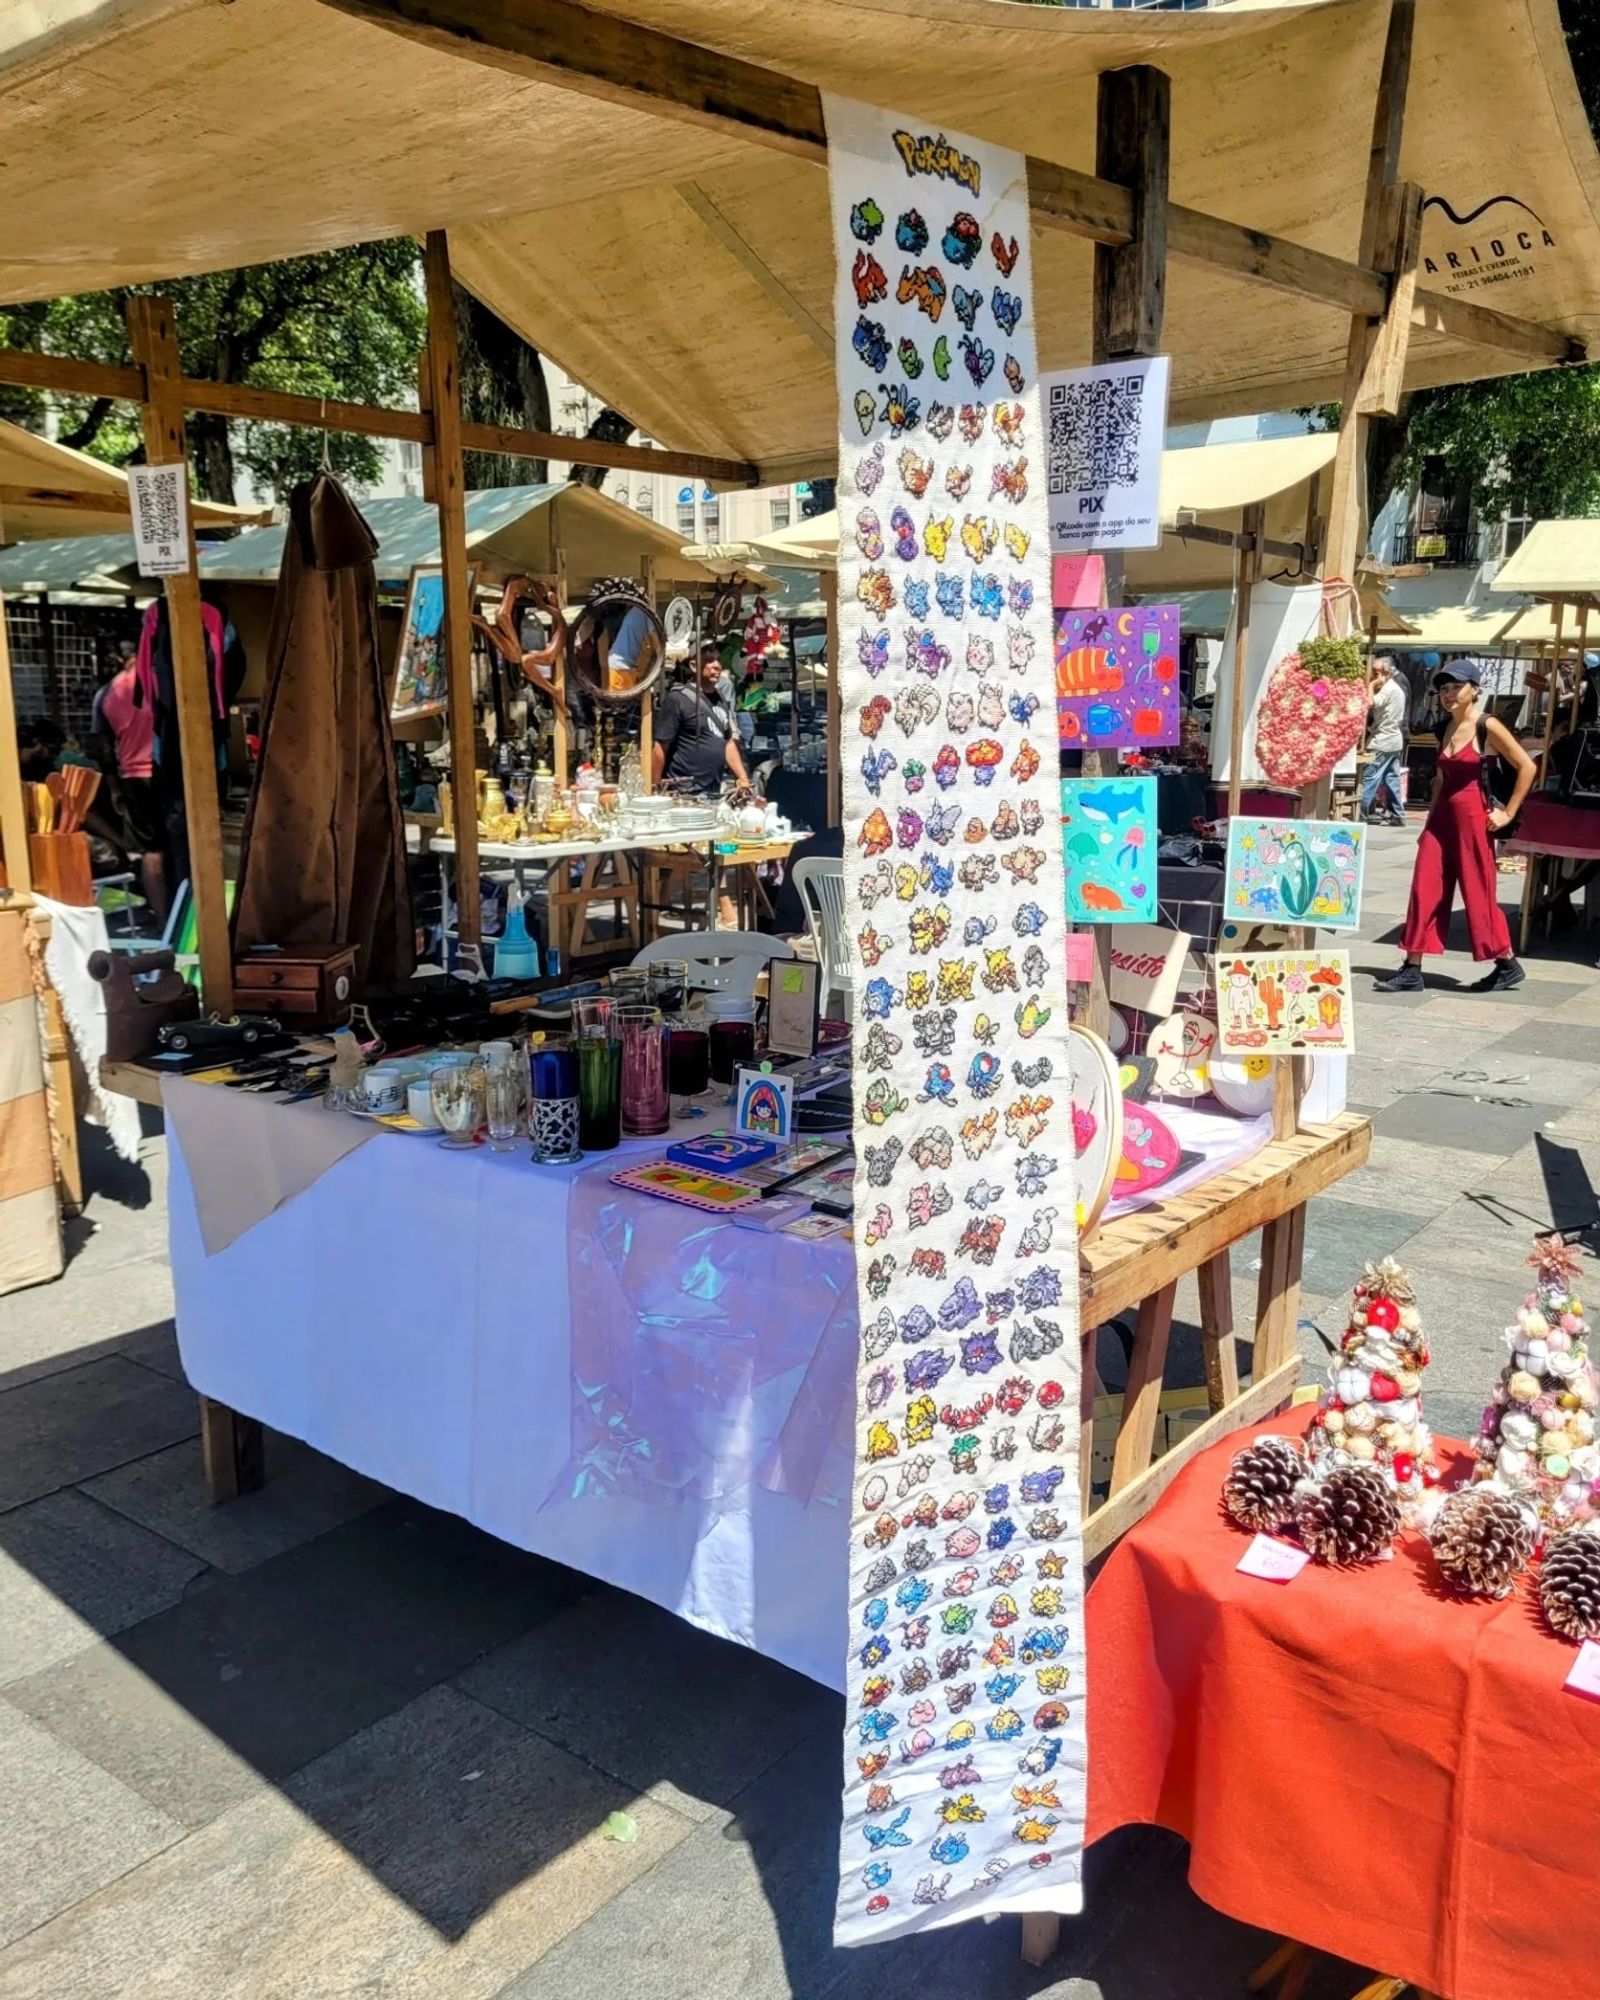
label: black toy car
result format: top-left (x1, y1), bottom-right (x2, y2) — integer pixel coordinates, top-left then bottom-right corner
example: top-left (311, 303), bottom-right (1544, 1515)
top-left (156, 1014), bottom-right (285, 1057)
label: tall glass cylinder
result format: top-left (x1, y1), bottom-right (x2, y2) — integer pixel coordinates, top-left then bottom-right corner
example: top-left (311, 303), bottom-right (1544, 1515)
top-left (618, 1006), bottom-right (670, 1137)
top-left (576, 1035), bottom-right (623, 1151)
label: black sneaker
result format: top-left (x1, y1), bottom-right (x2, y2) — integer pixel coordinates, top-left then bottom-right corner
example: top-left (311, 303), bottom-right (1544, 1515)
top-left (1375, 965), bottom-right (1424, 992)
top-left (1471, 958), bottom-right (1526, 993)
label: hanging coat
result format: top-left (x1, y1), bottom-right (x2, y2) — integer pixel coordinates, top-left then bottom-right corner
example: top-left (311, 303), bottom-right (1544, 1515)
top-left (232, 472), bottom-right (414, 987)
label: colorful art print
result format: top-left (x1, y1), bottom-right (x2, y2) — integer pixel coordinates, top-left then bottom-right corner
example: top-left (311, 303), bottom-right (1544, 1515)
top-left (735, 1068), bottom-right (794, 1141)
top-left (392, 563), bottom-right (477, 720)
top-left (827, 93), bottom-right (1084, 1945)
top-left (1213, 951), bottom-right (1355, 1054)
top-left (786, 1162), bottom-right (858, 1203)
top-left (1041, 356), bottom-right (1170, 555)
top-left (1060, 775), bottom-right (1156, 924)
top-left (609, 1162), bottom-right (762, 1211)
top-left (1054, 604), bottom-right (1179, 750)
top-left (1223, 818), bottom-right (1367, 931)
top-left (664, 1132), bottom-right (779, 1175)
top-left (748, 1140), bottom-right (851, 1192)
top-left (1113, 1098), bottom-right (1186, 1202)
top-left (780, 1211), bottom-right (851, 1241)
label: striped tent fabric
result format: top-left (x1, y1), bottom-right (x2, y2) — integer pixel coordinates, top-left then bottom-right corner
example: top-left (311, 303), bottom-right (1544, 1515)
top-left (0, 898), bottom-right (63, 1295)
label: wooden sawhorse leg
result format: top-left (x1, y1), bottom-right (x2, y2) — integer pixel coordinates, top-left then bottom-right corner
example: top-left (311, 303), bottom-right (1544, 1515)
top-left (1197, 1248), bottom-right (1238, 1409)
top-left (1254, 1207), bottom-right (1307, 1376)
top-left (200, 1396), bottom-right (265, 1503)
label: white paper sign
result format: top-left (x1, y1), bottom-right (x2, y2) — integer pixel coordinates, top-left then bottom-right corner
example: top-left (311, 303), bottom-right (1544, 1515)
top-left (1236, 1534), bottom-right (1310, 1583)
top-left (1042, 357), bottom-right (1170, 554)
top-left (1563, 1639), bottom-right (1600, 1700)
top-left (1107, 923), bottom-right (1190, 1018)
top-left (825, 96), bottom-right (1084, 1948)
top-left (128, 462), bottom-right (192, 577)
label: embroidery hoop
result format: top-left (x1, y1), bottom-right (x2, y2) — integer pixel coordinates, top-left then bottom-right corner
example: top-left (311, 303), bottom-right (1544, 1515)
top-left (1068, 1023), bottom-right (1122, 1236)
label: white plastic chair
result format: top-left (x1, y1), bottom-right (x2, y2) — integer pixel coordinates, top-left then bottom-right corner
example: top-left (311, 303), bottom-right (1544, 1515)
top-left (790, 857), bottom-right (851, 1017)
top-left (632, 929), bottom-right (794, 1002)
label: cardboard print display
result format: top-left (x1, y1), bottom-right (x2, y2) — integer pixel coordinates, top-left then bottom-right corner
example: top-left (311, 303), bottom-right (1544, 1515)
top-left (392, 563), bottom-right (477, 720)
top-left (1223, 817), bottom-right (1367, 931)
top-left (1214, 951), bottom-right (1355, 1054)
top-left (826, 94), bottom-right (1085, 1947)
top-left (1060, 775), bottom-right (1156, 923)
top-left (1055, 603), bottom-right (1179, 750)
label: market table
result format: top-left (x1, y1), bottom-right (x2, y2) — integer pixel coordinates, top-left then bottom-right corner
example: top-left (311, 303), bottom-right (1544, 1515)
top-left (1085, 1404), bottom-right (1600, 2000)
top-left (1504, 796), bottom-right (1600, 950)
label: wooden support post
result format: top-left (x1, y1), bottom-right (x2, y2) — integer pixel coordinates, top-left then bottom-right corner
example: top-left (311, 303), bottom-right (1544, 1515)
top-left (422, 233), bottom-right (482, 962)
top-left (821, 569), bottom-right (841, 827)
top-left (1226, 503), bottom-right (1265, 818)
top-left (552, 544), bottom-right (571, 787)
top-left (200, 1395), bottom-right (266, 1504)
top-left (1538, 597), bottom-right (1569, 780)
top-left (1197, 1249), bottom-right (1239, 1412)
top-left (0, 587), bottom-right (31, 891)
top-left (1323, 0), bottom-right (1416, 601)
top-left (639, 553), bottom-right (657, 790)
top-left (126, 296), bottom-right (235, 1016)
top-left (1110, 1279), bottom-right (1178, 1494)
top-left (1570, 604), bottom-right (1591, 736)
top-left (1254, 1204), bottom-right (1307, 1377)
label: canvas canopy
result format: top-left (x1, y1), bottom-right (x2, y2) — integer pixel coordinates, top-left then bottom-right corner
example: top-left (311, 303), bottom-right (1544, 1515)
top-left (0, 418), bottom-right (265, 541)
top-left (2, 0), bottom-right (1599, 482)
top-left (196, 481), bottom-right (746, 594)
top-left (1490, 520), bottom-right (1600, 605)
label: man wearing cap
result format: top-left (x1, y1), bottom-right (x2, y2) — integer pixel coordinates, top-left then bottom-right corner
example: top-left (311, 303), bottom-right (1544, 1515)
top-left (1362, 656), bottom-right (1408, 827)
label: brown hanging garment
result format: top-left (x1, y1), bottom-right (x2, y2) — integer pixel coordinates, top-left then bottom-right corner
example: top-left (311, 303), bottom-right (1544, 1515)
top-left (232, 473), bottom-right (414, 987)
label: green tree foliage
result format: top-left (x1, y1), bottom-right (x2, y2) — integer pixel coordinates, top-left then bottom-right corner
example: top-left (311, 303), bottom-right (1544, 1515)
top-left (0, 242), bottom-right (427, 503)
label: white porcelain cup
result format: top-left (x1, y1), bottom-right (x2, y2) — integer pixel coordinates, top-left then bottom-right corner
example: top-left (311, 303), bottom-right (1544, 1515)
top-left (407, 1078), bottom-right (440, 1127)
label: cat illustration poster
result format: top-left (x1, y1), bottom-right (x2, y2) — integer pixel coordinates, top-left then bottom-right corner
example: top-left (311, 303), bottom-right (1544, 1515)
top-left (1060, 774), bottom-right (1156, 924)
top-left (1055, 603), bottom-right (1179, 750)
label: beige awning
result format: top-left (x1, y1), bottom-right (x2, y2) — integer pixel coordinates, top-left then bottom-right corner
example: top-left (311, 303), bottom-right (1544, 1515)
top-left (673, 542), bottom-right (780, 589)
top-left (0, 418), bottom-right (268, 541)
top-left (1489, 520), bottom-right (1600, 603)
top-left (2, 1), bottom-right (1598, 482)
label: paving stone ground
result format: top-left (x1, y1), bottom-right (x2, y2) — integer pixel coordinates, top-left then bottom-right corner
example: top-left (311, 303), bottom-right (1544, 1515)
top-left (2, 825), bottom-right (1597, 1999)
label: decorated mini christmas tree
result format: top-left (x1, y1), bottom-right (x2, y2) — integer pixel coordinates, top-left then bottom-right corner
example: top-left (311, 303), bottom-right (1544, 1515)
top-left (1473, 1235), bottom-right (1599, 1533)
top-left (1304, 1258), bottom-right (1438, 1511)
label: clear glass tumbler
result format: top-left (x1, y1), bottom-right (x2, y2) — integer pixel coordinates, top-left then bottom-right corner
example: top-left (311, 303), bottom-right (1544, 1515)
top-left (430, 1060), bottom-right (484, 1150)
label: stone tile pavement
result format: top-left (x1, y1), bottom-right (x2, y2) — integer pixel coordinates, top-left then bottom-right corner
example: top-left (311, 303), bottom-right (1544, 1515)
top-left (2, 826), bottom-right (1597, 1998)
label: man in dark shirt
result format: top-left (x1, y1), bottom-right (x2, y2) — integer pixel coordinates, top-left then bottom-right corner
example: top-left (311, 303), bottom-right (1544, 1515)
top-left (652, 645), bottom-right (750, 796)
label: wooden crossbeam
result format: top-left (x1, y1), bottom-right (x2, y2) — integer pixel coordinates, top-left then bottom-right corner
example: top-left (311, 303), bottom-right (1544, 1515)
top-left (321, 0), bottom-right (1582, 365)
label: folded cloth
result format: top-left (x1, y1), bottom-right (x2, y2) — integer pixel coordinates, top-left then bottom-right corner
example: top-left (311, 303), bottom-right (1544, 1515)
top-left (35, 893), bottom-right (141, 1165)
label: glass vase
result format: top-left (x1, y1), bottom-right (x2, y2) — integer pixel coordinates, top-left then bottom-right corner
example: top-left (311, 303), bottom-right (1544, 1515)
top-left (619, 1006), bottom-right (670, 1137)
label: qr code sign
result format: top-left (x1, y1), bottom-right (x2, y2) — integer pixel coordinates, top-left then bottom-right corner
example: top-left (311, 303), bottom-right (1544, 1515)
top-left (129, 463), bottom-right (191, 577)
top-left (1047, 373), bottom-right (1145, 495)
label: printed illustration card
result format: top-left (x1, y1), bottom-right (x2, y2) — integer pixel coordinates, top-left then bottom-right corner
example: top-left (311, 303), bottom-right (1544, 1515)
top-left (1224, 817), bottom-right (1367, 931)
top-left (1213, 950), bottom-right (1355, 1054)
top-left (610, 1162), bottom-right (763, 1212)
top-left (1055, 603), bottom-right (1179, 750)
top-left (1060, 773), bottom-right (1156, 923)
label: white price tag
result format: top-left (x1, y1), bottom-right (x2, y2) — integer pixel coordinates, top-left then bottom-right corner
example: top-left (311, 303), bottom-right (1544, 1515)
top-left (1236, 1534), bottom-right (1310, 1583)
top-left (128, 462), bottom-right (192, 577)
top-left (1563, 1639), bottom-right (1600, 1700)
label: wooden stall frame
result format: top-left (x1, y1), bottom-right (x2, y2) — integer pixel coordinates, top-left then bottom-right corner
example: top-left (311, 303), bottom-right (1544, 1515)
top-left (12, 6), bottom-right (1589, 1976)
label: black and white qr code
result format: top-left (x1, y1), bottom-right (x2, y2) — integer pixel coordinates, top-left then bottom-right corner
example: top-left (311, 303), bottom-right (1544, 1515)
top-left (1046, 373), bottom-right (1145, 495)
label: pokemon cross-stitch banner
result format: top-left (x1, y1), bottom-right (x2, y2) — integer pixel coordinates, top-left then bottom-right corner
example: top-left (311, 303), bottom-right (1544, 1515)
top-left (825, 95), bottom-right (1086, 1947)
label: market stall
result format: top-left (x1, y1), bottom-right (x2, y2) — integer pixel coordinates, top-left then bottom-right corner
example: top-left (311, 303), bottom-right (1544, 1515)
top-left (6, 0), bottom-right (1600, 1974)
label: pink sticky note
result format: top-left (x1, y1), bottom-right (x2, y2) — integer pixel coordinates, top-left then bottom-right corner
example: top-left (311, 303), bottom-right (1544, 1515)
top-left (1563, 1640), bottom-right (1600, 1700)
top-left (1065, 934), bottom-right (1094, 982)
top-left (1053, 553), bottom-right (1106, 610)
top-left (1236, 1534), bottom-right (1310, 1583)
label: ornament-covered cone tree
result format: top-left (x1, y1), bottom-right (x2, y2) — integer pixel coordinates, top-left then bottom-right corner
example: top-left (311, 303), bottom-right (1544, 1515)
top-left (1475, 1235), bottom-right (1600, 1533)
top-left (1305, 1257), bottom-right (1437, 1512)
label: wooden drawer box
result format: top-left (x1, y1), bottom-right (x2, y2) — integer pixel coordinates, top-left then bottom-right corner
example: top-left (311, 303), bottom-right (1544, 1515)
top-left (234, 944), bottom-right (356, 1028)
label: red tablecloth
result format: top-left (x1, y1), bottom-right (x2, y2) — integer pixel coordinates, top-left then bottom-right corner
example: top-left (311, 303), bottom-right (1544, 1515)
top-left (1504, 795), bottom-right (1600, 861)
top-left (1085, 1408), bottom-right (1600, 2000)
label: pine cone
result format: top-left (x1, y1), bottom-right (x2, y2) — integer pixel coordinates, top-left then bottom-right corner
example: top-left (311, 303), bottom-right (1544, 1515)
top-left (1222, 1435), bottom-right (1307, 1533)
top-left (1294, 1464), bottom-right (1399, 1566)
top-left (1430, 1487), bottom-right (1535, 1599)
top-left (1540, 1526), bottom-right (1600, 1642)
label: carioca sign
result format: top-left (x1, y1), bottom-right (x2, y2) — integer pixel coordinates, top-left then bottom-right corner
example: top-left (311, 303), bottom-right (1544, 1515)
top-left (1421, 193), bottom-right (1556, 293)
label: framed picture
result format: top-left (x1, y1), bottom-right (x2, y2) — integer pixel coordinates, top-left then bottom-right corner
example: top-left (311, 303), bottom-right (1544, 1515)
top-left (1055, 603), bottom-right (1180, 750)
top-left (1223, 817), bottom-right (1367, 931)
top-left (392, 563), bottom-right (477, 721)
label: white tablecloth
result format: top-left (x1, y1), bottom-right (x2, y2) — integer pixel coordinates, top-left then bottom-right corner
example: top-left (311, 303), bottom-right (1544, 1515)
top-left (167, 1111), bottom-right (853, 1688)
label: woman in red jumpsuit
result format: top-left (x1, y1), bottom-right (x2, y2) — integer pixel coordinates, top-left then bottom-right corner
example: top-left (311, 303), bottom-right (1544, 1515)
top-left (1376, 661), bottom-right (1535, 994)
